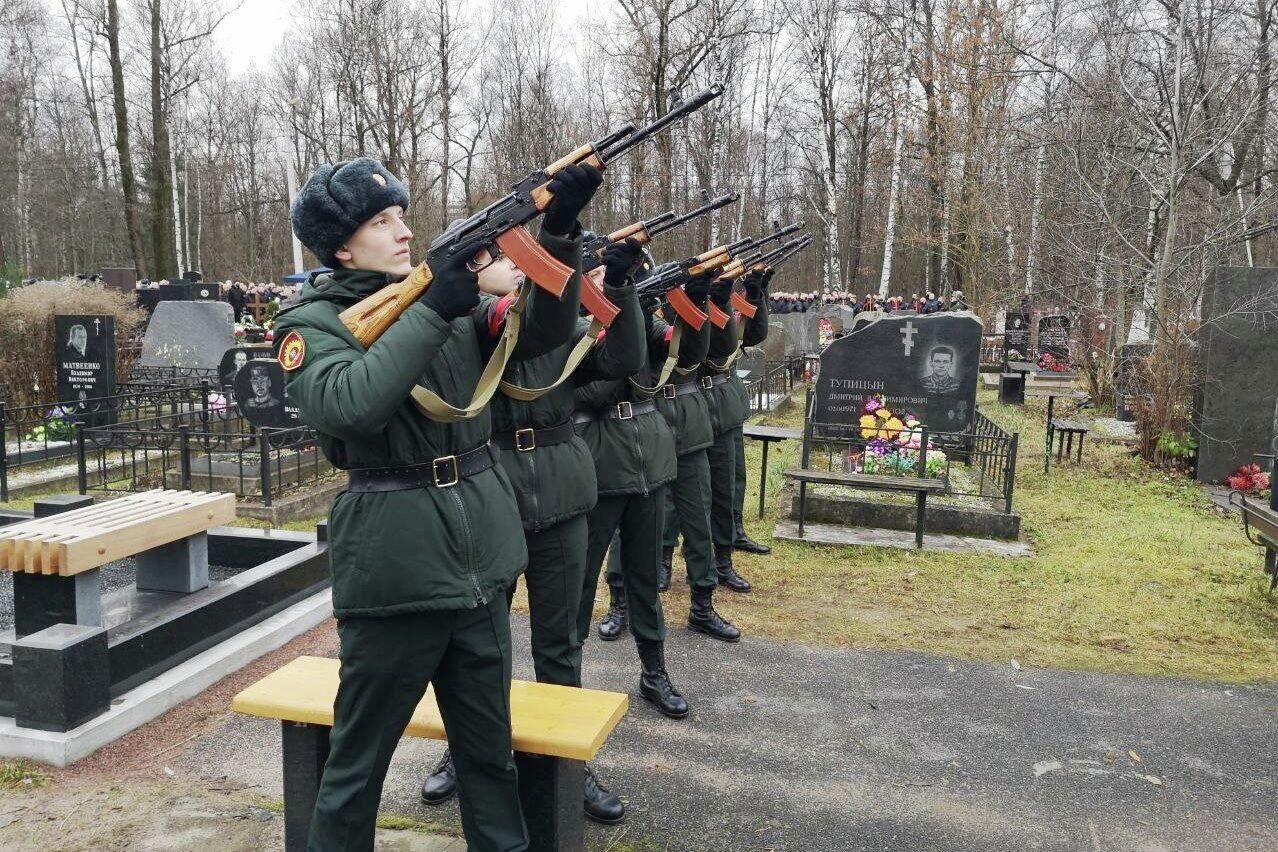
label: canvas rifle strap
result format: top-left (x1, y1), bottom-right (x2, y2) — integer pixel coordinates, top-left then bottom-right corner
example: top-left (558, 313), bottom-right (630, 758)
top-left (410, 286), bottom-right (529, 422)
top-left (703, 315), bottom-right (749, 373)
top-left (628, 321), bottom-right (684, 397)
top-left (498, 317), bottom-right (604, 402)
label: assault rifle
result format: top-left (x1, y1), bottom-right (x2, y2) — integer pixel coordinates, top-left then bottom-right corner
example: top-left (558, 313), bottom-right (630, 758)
top-left (339, 85), bottom-right (723, 346)
top-left (726, 235), bottom-right (812, 318)
top-left (583, 191), bottom-right (740, 327)
top-left (635, 222), bottom-right (805, 329)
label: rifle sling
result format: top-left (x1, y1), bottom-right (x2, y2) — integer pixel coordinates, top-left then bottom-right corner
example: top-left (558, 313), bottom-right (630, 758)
top-left (628, 321), bottom-right (684, 397)
top-left (410, 286), bottom-right (529, 423)
top-left (498, 318), bottom-right (604, 402)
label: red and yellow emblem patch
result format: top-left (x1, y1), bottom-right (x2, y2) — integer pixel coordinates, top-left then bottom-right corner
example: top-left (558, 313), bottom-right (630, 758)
top-left (278, 331), bottom-right (306, 372)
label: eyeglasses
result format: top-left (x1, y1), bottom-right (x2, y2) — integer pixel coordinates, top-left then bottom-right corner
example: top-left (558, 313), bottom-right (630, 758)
top-left (466, 246), bottom-right (505, 273)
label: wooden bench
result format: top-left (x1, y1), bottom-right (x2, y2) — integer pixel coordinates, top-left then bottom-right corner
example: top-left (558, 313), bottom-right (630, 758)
top-left (742, 424), bottom-right (802, 518)
top-left (1042, 393), bottom-right (1091, 472)
top-left (233, 655), bottom-right (629, 852)
top-left (1231, 492), bottom-right (1278, 591)
top-left (0, 489), bottom-right (236, 636)
top-left (785, 469), bottom-right (947, 549)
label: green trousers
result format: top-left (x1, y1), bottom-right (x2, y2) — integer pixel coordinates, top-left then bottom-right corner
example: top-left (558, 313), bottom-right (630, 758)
top-left (733, 426), bottom-right (747, 523)
top-left (507, 514), bottom-right (587, 687)
top-left (706, 427), bottom-right (738, 549)
top-left (308, 601), bottom-right (527, 852)
top-left (583, 488), bottom-right (668, 645)
top-left (662, 449), bottom-right (716, 590)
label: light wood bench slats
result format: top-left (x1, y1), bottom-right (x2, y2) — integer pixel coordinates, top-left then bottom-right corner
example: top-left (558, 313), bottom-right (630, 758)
top-left (0, 490), bottom-right (236, 576)
top-left (784, 469), bottom-right (946, 492)
top-left (233, 656), bottom-right (628, 762)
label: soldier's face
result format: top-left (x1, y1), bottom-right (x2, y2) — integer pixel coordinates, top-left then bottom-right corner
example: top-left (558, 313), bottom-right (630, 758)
top-left (336, 206), bottom-right (413, 276)
top-left (475, 249), bottom-right (526, 296)
top-left (931, 353), bottom-right (953, 377)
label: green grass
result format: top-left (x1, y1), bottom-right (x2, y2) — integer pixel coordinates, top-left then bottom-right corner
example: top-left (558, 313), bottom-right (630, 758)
top-left (688, 387), bottom-right (1278, 683)
top-left (0, 760), bottom-right (50, 791)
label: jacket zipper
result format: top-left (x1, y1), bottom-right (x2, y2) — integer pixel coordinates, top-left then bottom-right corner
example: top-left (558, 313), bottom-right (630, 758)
top-left (630, 401), bottom-right (649, 496)
top-left (448, 488), bottom-right (486, 605)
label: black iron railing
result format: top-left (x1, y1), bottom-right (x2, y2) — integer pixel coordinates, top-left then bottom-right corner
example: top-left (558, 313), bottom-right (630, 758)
top-left (799, 394), bottom-right (1019, 513)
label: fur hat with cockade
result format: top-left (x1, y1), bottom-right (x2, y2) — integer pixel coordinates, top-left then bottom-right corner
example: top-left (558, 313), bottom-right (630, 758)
top-left (291, 157), bottom-right (409, 268)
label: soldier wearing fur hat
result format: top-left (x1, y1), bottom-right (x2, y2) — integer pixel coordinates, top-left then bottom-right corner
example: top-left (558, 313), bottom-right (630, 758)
top-left (275, 156), bottom-right (601, 852)
top-left (420, 235), bottom-right (646, 824)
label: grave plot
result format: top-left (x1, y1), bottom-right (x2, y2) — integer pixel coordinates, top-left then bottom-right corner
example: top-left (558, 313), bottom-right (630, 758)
top-left (0, 490), bottom-right (330, 765)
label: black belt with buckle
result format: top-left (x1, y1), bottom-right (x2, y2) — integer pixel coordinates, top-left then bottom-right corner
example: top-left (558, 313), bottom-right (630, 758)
top-left (706, 373), bottom-right (731, 387)
top-left (346, 443), bottom-right (497, 492)
top-left (491, 419), bottom-right (576, 452)
top-left (661, 378), bottom-right (707, 400)
top-left (573, 399), bottom-right (659, 425)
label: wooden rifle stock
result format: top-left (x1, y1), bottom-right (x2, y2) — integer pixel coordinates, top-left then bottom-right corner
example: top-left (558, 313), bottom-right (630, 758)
top-left (339, 263), bottom-right (434, 348)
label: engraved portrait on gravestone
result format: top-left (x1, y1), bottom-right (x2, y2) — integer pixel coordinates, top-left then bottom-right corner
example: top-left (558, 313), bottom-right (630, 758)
top-left (243, 363), bottom-right (281, 410)
top-left (66, 323), bottom-right (89, 358)
top-left (921, 345), bottom-right (966, 430)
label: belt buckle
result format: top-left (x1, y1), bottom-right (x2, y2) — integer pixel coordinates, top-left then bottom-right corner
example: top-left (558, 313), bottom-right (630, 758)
top-left (663, 384), bottom-right (676, 399)
top-left (432, 454), bottom-right (460, 487)
top-left (616, 401), bottom-right (634, 420)
top-left (700, 376), bottom-right (713, 390)
top-left (514, 427), bottom-right (536, 452)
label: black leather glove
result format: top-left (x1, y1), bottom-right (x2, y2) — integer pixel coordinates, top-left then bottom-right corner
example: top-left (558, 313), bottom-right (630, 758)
top-left (420, 252), bottom-right (480, 321)
top-left (684, 273), bottom-right (713, 305)
top-left (710, 277), bottom-right (733, 307)
top-left (542, 164), bottom-right (604, 235)
top-left (743, 269), bottom-right (766, 301)
top-left (601, 238), bottom-right (644, 288)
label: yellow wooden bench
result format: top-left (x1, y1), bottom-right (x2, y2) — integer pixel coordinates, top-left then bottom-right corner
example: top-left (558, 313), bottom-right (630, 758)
top-left (233, 655), bottom-right (629, 852)
top-left (0, 489), bottom-right (236, 576)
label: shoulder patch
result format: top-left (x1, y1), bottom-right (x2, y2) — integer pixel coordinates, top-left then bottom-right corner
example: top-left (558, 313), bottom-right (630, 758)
top-left (278, 331), bottom-right (306, 371)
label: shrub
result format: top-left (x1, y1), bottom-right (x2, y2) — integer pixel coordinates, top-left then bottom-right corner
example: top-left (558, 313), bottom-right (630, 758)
top-left (0, 279), bottom-right (147, 409)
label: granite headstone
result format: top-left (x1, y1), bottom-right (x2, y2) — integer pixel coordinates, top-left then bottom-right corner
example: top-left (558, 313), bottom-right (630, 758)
top-left (759, 322), bottom-right (787, 364)
top-left (813, 311), bottom-right (983, 435)
top-left (1114, 343), bottom-right (1152, 422)
top-left (1037, 314), bottom-right (1071, 362)
top-left (233, 360), bottom-right (300, 429)
top-left (1003, 310), bottom-right (1030, 362)
top-left (777, 313), bottom-right (820, 355)
top-left (137, 301), bottom-right (236, 371)
top-left (219, 344), bottom-right (274, 389)
top-left (54, 315), bottom-right (116, 426)
top-left (1194, 266), bottom-right (1278, 483)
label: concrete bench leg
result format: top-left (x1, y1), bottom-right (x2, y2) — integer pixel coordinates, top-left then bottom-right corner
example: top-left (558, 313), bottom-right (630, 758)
top-left (12, 624), bottom-right (109, 732)
top-left (136, 531), bottom-right (209, 593)
top-left (514, 751), bottom-right (584, 852)
top-left (797, 480), bottom-right (808, 538)
top-left (280, 721), bottom-right (330, 852)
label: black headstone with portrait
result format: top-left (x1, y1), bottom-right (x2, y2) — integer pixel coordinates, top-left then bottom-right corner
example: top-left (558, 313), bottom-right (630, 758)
top-left (1037, 314), bottom-right (1072, 362)
top-left (219, 345), bottom-right (274, 390)
top-left (1003, 310), bottom-right (1031, 363)
top-left (233, 360), bottom-right (300, 429)
top-left (812, 312), bottom-right (983, 436)
top-left (1194, 266), bottom-right (1278, 484)
top-left (54, 315), bottom-right (116, 427)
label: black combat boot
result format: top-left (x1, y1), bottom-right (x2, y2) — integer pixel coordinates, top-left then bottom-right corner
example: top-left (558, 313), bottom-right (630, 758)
top-left (420, 749), bottom-right (456, 804)
top-left (584, 764), bottom-right (625, 824)
top-left (687, 587), bottom-right (741, 642)
top-left (636, 639), bottom-right (690, 719)
top-left (597, 585), bottom-right (627, 641)
top-left (658, 546), bottom-right (673, 592)
top-left (714, 545), bottom-right (752, 593)
top-left (733, 511), bottom-right (771, 555)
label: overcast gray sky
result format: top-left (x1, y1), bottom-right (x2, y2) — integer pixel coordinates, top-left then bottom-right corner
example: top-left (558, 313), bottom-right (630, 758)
top-left (214, 0), bottom-right (598, 76)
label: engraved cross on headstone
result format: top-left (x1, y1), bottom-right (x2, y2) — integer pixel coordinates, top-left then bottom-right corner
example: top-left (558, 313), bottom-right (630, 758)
top-left (901, 321), bottom-right (918, 356)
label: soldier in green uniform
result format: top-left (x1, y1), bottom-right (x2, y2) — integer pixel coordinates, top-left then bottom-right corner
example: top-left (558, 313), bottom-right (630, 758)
top-left (731, 269), bottom-right (778, 556)
top-left (576, 255), bottom-right (711, 722)
top-left (276, 156), bottom-right (601, 852)
top-left (701, 269), bottom-right (771, 591)
top-left (654, 274), bottom-right (742, 642)
top-left (420, 238), bottom-right (645, 825)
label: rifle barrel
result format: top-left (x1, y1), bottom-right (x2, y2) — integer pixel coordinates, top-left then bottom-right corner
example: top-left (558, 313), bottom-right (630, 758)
top-left (647, 191), bottom-right (739, 238)
top-left (596, 85), bottom-right (724, 163)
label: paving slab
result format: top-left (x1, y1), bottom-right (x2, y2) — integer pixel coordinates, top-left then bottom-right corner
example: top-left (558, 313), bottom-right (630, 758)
top-left (184, 612), bottom-right (1277, 852)
top-left (773, 518), bottom-right (1033, 556)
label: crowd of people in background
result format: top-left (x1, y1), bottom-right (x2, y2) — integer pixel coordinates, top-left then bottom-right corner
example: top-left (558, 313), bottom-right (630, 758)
top-left (218, 281), bottom-right (302, 320)
top-left (768, 289), bottom-right (969, 315)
